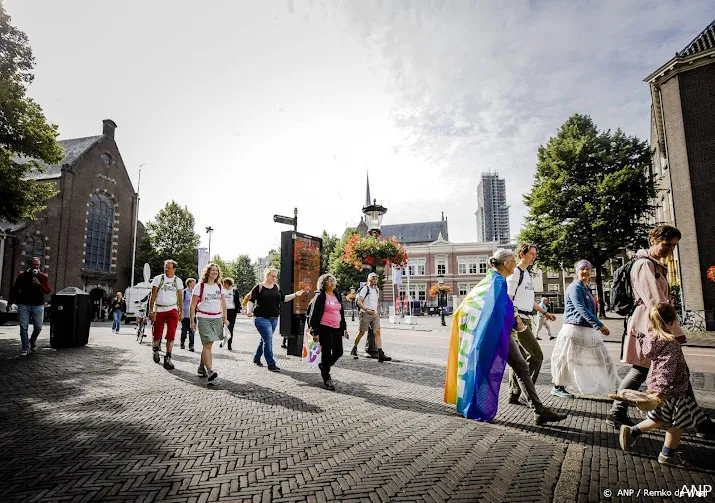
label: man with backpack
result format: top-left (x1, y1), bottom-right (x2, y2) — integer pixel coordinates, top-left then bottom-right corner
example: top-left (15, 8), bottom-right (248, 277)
top-left (351, 272), bottom-right (391, 362)
top-left (149, 259), bottom-right (183, 370)
top-left (607, 225), bottom-right (715, 438)
top-left (506, 244), bottom-right (555, 406)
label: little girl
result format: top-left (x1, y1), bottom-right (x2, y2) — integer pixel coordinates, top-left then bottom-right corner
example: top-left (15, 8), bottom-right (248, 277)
top-left (618, 303), bottom-right (706, 467)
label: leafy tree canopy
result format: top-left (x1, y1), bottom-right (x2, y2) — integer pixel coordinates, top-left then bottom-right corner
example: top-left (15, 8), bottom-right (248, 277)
top-left (137, 201), bottom-right (201, 282)
top-left (0, 3), bottom-right (62, 222)
top-left (518, 113), bottom-right (656, 315)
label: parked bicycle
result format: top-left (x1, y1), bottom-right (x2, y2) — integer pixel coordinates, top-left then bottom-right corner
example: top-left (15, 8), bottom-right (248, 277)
top-left (679, 310), bottom-right (706, 332)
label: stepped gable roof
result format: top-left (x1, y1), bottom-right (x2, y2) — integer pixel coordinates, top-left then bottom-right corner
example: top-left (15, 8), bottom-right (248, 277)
top-left (381, 221), bottom-right (448, 244)
top-left (19, 135), bottom-right (103, 181)
top-left (677, 19), bottom-right (715, 57)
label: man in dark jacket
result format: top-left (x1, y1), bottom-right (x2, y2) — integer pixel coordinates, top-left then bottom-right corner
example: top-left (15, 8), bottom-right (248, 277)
top-left (7, 257), bottom-right (51, 356)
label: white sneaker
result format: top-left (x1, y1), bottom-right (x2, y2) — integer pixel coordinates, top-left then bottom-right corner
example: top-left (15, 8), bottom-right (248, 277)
top-left (20, 349), bottom-right (30, 357)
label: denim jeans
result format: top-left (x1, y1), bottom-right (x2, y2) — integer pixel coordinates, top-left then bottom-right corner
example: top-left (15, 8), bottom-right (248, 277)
top-left (254, 317), bottom-right (278, 366)
top-left (18, 304), bottom-right (44, 351)
top-left (112, 309), bottom-right (122, 332)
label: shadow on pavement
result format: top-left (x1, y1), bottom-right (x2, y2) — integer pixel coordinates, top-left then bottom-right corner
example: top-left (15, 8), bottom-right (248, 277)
top-left (0, 339), bottom-right (179, 502)
top-left (280, 367), bottom-right (457, 418)
top-left (167, 366), bottom-right (325, 414)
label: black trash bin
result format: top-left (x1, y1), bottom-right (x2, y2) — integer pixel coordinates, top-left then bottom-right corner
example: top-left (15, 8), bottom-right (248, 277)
top-left (50, 287), bottom-right (91, 349)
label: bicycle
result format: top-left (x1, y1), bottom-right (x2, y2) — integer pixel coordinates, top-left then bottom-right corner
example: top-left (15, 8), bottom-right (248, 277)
top-left (680, 310), bottom-right (706, 332)
top-left (136, 306), bottom-right (148, 343)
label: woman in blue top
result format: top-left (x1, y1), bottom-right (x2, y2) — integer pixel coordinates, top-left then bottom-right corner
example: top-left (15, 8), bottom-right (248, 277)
top-left (550, 260), bottom-right (620, 398)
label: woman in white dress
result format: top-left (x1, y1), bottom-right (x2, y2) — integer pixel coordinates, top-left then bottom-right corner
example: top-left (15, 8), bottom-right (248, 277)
top-left (550, 260), bottom-right (620, 397)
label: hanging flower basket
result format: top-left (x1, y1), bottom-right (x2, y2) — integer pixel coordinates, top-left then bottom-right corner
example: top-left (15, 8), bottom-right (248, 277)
top-left (430, 284), bottom-right (452, 297)
top-left (708, 265), bottom-right (715, 283)
top-left (341, 235), bottom-right (408, 270)
top-left (294, 240), bottom-right (320, 269)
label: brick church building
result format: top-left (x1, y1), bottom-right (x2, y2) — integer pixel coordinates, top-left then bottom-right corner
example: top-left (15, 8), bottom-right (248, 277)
top-left (0, 120), bottom-right (139, 311)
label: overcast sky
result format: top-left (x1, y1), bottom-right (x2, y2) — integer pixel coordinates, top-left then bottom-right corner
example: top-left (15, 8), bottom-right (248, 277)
top-left (7, 0), bottom-right (714, 261)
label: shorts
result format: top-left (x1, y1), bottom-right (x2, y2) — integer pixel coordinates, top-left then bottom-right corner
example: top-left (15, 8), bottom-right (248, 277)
top-left (197, 317), bottom-right (224, 345)
top-left (153, 309), bottom-right (179, 341)
top-left (647, 394), bottom-right (709, 429)
top-left (359, 311), bottom-right (380, 332)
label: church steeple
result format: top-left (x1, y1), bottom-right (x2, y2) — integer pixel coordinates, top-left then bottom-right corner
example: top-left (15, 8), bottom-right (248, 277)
top-left (364, 172), bottom-right (371, 209)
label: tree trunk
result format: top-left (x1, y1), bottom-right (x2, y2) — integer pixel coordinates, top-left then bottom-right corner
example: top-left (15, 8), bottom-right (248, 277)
top-left (595, 263), bottom-right (606, 318)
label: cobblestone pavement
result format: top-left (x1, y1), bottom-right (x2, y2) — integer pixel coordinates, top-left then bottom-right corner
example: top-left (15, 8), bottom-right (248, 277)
top-left (0, 319), bottom-right (713, 503)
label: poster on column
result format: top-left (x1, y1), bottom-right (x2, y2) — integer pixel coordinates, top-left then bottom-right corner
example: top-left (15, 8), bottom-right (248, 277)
top-left (292, 235), bottom-right (321, 314)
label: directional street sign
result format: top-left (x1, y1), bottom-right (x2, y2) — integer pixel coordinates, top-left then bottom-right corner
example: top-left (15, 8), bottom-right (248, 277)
top-left (273, 214), bottom-right (295, 226)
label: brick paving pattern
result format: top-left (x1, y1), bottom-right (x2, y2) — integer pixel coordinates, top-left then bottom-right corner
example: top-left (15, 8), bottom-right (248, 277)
top-left (0, 320), bottom-right (713, 503)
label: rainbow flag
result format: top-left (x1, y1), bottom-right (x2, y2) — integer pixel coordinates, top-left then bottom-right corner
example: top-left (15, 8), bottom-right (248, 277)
top-left (444, 269), bottom-right (513, 421)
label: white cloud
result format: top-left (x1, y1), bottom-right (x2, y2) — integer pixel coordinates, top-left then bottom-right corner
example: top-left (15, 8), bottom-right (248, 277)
top-left (7, 0), bottom-right (713, 261)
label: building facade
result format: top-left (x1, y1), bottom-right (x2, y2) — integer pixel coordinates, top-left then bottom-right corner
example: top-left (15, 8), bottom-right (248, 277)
top-left (645, 19), bottom-right (715, 330)
top-left (0, 120), bottom-right (138, 309)
top-left (475, 172), bottom-right (510, 245)
top-left (380, 234), bottom-right (498, 307)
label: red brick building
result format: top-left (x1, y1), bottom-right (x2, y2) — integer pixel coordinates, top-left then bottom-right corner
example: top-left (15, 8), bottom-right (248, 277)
top-left (0, 120), bottom-right (139, 310)
top-left (646, 19), bottom-right (715, 329)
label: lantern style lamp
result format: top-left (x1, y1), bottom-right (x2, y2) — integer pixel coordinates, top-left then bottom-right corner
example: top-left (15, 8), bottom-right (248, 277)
top-left (362, 199), bottom-right (387, 236)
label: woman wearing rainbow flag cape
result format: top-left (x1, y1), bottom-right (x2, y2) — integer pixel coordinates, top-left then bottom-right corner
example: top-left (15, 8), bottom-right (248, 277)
top-left (444, 249), bottom-right (568, 425)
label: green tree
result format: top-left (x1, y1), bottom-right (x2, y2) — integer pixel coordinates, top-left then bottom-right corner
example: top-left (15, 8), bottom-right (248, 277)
top-left (269, 248), bottom-right (281, 280)
top-left (320, 231), bottom-right (339, 274)
top-left (142, 201), bottom-right (201, 282)
top-left (518, 114), bottom-right (656, 316)
top-left (328, 228), bottom-right (377, 293)
top-left (211, 254), bottom-right (235, 281)
top-left (0, 4), bottom-right (62, 222)
top-left (233, 254), bottom-right (256, 295)
top-left (134, 234), bottom-right (162, 284)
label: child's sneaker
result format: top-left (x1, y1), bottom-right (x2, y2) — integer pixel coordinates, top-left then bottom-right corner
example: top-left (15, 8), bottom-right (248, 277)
top-left (619, 425), bottom-right (634, 452)
top-left (658, 452), bottom-right (693, 468)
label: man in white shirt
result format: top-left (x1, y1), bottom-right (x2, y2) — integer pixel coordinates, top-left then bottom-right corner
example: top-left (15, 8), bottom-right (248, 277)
top-left (149, 259), bottom-right (183, 370)
top-left (506, 244), bottom-right (556, 406)
top-left (352, 272), bottom-right (391, 362)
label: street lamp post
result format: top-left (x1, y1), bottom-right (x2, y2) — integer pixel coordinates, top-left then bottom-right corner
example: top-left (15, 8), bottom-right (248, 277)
top-left (205, 226), bottom-right (214, 259)
top-left (437, 274), bottom-right (446, 327)
top-left (362, 198), bottom-right (387, 358)
top-left (350, 287), bottom-right (356, 322)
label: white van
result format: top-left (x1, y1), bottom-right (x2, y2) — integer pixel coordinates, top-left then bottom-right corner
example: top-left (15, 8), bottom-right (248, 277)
top-left (124, 282), bottom-right (152, 324)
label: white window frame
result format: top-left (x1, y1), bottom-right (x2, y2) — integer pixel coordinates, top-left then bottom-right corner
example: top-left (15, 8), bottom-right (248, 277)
top-left (548, 284), bottom-right (560, 292)
top-left (407, 258), bottom-right (425, 276)
top-left (397, 284), bottom-right (427, 301)
top-left (478, 257), bottom-right (487, 274)
top-left (458, 283), bottom-right (476, 296)
top-left (458, 256), bottom-right (488, 275)
top-left (547, 269), bottom-right (560, 279)
top-left (435, 257), bottom-right (448, 276)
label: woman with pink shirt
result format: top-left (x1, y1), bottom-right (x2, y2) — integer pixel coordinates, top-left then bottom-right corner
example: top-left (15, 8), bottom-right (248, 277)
top-left (308, 274), bottom-right (348, 391)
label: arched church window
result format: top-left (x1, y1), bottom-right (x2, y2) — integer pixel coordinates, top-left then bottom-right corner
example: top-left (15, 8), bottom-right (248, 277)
top-left (24, 235), bottom-right (45, 267)
top-left (85, 194), bottom-right (114, 272)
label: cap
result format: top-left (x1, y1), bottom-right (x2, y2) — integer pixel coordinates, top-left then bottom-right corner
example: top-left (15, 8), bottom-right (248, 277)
top-left (367, 272), bottom-right (378, 279)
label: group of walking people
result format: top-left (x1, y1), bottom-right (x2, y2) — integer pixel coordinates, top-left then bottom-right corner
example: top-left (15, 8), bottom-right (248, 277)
top-left (145, 259), bottom-right (391, 390)
top-left (446, 224), bottom-right (714, 467)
